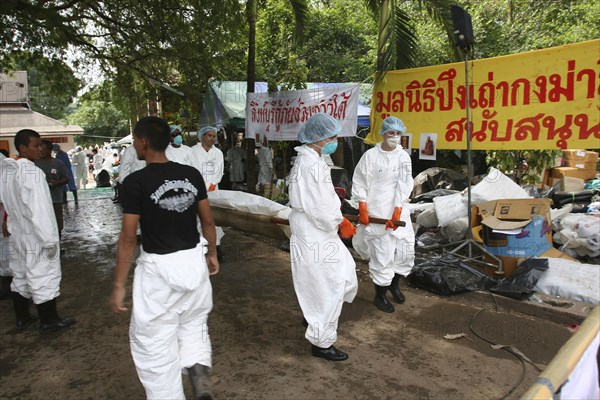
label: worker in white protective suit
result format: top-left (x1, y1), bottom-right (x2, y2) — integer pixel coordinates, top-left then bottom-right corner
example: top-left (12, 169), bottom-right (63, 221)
top-left (72, 146), bottom-right (88, 190)
top-left (109, 116), bottom-right (219, 400)
top-left (165, 124), bottom-right (195, 166)
top-left (191, 126), bottom-right (225, 252)
top-left (112, 144), bottom-right (146, 203)
top-left (352, 116), bottom-right (415, 313)
top-left (256, 134), bottom-right (273, 193)
top-left (0, 129), bottom-right (75, 333)
top-left (289, 113), bottom-right (358, 362)
top-left (0, 150), bottom-right (13, 300)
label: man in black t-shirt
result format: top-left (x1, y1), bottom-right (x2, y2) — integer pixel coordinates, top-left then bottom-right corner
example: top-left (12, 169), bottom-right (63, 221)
top-left (109, 116), bottom-right (219, 400)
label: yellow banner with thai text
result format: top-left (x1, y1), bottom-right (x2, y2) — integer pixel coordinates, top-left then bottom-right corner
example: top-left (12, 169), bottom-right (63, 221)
top-left (367, 39), bottom-right (599, 150)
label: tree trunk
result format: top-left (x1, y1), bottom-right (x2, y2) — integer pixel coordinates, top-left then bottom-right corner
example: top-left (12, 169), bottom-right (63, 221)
top-left (245, 0), bottom-right (258, 194)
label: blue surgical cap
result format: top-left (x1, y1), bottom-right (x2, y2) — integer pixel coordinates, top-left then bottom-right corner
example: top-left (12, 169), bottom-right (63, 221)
top-left (198, 126), bottom-right (217, 139)
top-left (298, 113), bottom-right (341, 144)
top-left (169, 125), bottom-right (182, 134)
top-left (380, 116), bottom-right (406, 135)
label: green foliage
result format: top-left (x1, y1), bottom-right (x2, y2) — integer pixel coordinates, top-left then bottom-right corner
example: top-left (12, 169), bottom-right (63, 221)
top-left (0, 51), bottom-right (80, 119)
top-left (66, 82), bottom-right (129, 145)
top-left (486, 150), bottom-right (562, 185)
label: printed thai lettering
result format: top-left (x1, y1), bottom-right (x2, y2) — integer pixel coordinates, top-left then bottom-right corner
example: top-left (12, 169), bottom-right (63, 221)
top-left (435, 68), bottom-right (456, 111)
top-left (445, 118), bottom-right (467, 142)
top-left (543, 115), bottom-right (573, 149)
top-left (576, 63), bottom-right (598, 99)
top-left (548, 60), bottom-right (576, 102)
top-left (391, 91), bottom-right (404, 112)
top-left (574, 114), bottom-right (600, 140)
top-left (376, 91), bottom-right (392, 113)
top-left (514, 113), bottom-right (543, 141)
top-left (472, 110), bottom-right (498, 142)
top-left (478, 72), bottom-right (496, 108)
top-left (511, 79), bottom-right (532, 106)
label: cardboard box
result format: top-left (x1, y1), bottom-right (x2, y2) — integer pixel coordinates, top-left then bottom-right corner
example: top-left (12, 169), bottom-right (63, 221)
top-left (483, 247), bottom-right (576, 277)
top-left (472, 198), bottom-right (553, 277)
top-left (562, 149), bottom-right (599, 163)
top-left (554, 177), bottom-right (585, 192)
top-left (551, 166), bottom-right (596, 181)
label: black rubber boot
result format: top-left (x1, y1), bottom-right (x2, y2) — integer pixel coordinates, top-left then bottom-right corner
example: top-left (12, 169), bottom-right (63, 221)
top-left (388, 274), bottom-right (406, 304)
top-left (0, 276), bottom-right (13, 301)
top-left (187, 363), bottom-right (214, 400)
top-left (36, 299), bottom-right (75, 333)
top-left (73, 190), bottom-right (78, 203)
top-left (311, 345), bottom-right (349, 361)
top-left (13, 293), bottom-right (36, 331)
top-left (374, 284), bottom-right (394, 313)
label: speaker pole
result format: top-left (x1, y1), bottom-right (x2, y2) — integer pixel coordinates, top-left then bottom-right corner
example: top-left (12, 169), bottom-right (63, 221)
top-left (441, 7), bottom-right (504, 274)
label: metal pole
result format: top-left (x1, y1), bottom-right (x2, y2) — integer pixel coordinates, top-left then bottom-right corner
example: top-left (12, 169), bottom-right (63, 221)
top-left (465, 50), bottom-right (473, 258)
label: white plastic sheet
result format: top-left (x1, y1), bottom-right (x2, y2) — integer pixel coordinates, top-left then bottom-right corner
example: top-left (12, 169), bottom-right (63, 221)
top-left (534, 258), bottom-right (600, 304)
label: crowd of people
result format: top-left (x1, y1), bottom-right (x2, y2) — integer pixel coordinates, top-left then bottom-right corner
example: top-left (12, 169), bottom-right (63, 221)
top-left (0, 113), bottom-right (415, 400)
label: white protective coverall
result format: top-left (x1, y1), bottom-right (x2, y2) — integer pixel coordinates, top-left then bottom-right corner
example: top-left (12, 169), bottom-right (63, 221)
top-left (165, 143), bottom-right (195, 167)
top-left (257, 146), bottom-right (273, 186)
top-left (0, 158), bottom-right (61, 304)
top-left (130, 241), bottom-right (213, 400)
top-left (352, 143), bottom-right (415, 286)
top-left (191, 144), bottom-right (224, 190)
top-left (117, 145), bottom-right (146, 184)
top-left (226, 146), bottom-right (246, 183)
top-left (0, 203), bottom-right (11, 278)
top-left (289, 145), bottom-right (358, 348)
top-left (72, 149), bottom-right (88, 190)
top-left (190, 144), bottom-right (225, 245)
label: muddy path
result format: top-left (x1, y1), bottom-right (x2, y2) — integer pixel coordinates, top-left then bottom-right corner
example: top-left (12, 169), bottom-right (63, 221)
top-left (0, 188), bottom-right (573, 399)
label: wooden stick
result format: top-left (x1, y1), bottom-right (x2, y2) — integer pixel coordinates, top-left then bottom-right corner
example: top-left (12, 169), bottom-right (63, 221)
top-left (270, 215), bottom-right (405, 227)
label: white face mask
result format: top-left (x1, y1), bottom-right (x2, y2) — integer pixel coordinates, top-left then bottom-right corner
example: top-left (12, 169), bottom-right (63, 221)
top-left (385, 136), bottom-right (400, 148)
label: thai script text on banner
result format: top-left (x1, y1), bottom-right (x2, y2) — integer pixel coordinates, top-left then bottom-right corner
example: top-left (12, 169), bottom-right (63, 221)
top-left (246, 84), bottom-right (359, 141)
top-left (367, 39), bottom-right (600, 150)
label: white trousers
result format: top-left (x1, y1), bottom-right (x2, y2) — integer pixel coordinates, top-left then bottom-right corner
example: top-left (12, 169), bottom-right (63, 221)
top-left (9, 235), bottom-right (61, 303)
top-left (130, 244), bottom-right (213, 400)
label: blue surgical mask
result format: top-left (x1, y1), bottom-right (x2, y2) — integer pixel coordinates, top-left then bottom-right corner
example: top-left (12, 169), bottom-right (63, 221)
top-left (173, 135), bottom-right (183, 146)
top-left (321, 140), bottom-right (338, 155)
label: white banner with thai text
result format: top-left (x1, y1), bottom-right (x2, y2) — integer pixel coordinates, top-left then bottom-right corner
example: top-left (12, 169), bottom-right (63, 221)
top-left (245, 84), bottom-right (359, 141)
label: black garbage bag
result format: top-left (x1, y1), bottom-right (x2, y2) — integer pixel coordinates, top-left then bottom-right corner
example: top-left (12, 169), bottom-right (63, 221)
top-left (96, 169), bottom-right (111, 188)
top-left (411, 188), bottom-right (460, 203)
top-left (411, 167), bottom-right (468, 197)
top-left (552, 190), bottom-right (595, 207)
top-left (407, 254), bottom-right (498, 295)
top-left (490, 258), bottom-right (549, 300)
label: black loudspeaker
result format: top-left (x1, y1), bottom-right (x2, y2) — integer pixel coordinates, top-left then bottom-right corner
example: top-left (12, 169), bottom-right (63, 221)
top-left (451, 5), bottom-right (474, 50)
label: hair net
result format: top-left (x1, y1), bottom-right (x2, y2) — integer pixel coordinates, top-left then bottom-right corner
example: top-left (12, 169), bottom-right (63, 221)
top-left (169, 125), bottom-right (182, 134)
top-left (52, 143), bottom-right (60, 151)
top-left (297, 113), bottom-right (341, 144)
top-left (76, 146), bottom-right (83, 152)
top-left (198, 126), bottom-right (217, 138)
top-left (379, 116), bottom-right (406, 135)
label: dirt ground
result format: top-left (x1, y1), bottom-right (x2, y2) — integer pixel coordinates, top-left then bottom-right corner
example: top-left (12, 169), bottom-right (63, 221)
top-left (0, 188), bottom-right (576, 399)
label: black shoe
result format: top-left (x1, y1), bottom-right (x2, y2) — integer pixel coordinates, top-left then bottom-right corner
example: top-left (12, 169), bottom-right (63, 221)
top-left (216, 246), bottom-right (224, 263)
top-left (15, 316), bottom-right (37, 332)
top-left (39, 317), bottom-right (76, 334)
top-left (389, 274), bottom-right (406, 304)
top-left (36, 299), bottom-right (76, 333)
top-left (0, 276), bottom-right (13, 301)
top-left (374, 284), bottom-right (394, 313)
top-left (311, 345), bottom-right (349, 361)
top-left (187, 363), bottom-right (214, 400)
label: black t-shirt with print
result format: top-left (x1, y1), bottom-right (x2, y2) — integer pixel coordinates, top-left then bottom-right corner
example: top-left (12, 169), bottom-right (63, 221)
top-left (120, 161), bottom-right (207, 254)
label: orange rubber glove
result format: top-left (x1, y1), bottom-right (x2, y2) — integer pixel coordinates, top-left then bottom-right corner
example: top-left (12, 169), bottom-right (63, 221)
top-left (385, 207), bottom-right (402, 231)
top-left (358, 202), bottom-right (369, 226)
top-left (208, 183), bottom-right (216, 192)
top-left (338, 217), bottom-right (357, 239)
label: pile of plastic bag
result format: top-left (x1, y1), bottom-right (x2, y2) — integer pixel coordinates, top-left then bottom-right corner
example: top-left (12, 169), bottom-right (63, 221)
top-left (553, 213), bottom-right (600, 259)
